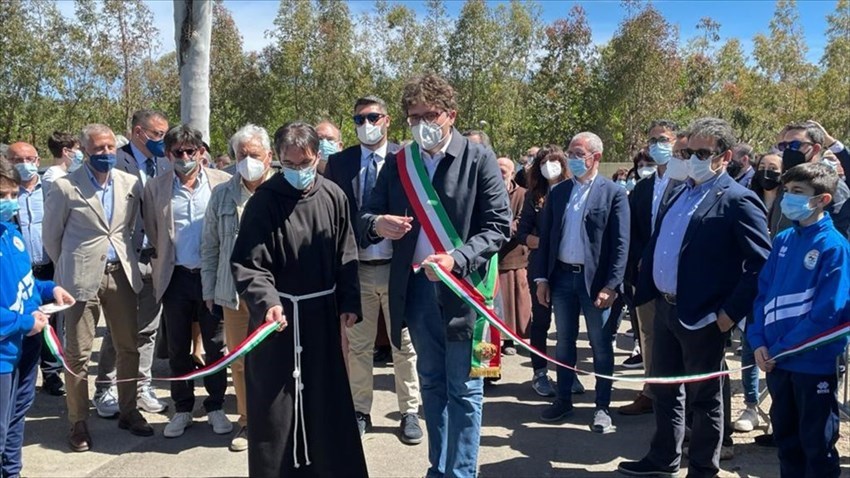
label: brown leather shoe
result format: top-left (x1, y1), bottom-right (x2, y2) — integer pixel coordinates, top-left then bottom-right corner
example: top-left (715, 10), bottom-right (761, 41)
top-left (118, 409), bottom-right (154, 437)
top-left (69, 421), bottom-right (91, 452)
top-left (618, 392), bottom-right (654, 415)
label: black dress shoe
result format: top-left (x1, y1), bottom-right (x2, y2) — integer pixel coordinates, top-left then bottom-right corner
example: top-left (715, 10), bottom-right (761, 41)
top-left (118, 409), bottom-right (154, 437)
top-left (617, 458), bottom-right (678, 477)
top-left (42, 376), bottom-right (66, 396)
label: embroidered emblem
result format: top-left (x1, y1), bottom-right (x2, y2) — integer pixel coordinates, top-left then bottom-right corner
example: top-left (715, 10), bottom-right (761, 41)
top-left (803, 249), bottom-right (819, 270)
top-left (817, 381), bottom-right (830, 395)
top-left (12, 236), bottom-right (25, 252)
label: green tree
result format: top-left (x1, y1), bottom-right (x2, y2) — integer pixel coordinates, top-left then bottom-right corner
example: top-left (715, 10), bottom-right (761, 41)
top-left (812, 0), bottom-right (850, 140)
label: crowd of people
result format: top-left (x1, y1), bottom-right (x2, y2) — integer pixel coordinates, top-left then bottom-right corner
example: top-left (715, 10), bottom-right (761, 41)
top-left (0, 72), bottom-right (848, 478)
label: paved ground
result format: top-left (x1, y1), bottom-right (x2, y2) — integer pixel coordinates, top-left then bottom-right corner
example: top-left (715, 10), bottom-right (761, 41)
top-left (21, 318), bottom-right (850, 477)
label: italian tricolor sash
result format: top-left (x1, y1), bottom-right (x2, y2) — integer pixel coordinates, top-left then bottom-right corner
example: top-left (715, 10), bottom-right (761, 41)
top-left (397, 142), bottom-right (501, 378)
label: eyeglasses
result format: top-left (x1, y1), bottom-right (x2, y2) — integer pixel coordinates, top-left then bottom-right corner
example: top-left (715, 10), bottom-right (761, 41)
top-left (776, 140), bottom-right (813, 152)
top-left (141, 127), bottom-right (166, 141)
top-left (353, 113), bottom-right (386, 126)
top-left (406, 111), bottom-right (443, 125)
top-left (648, 136), bottom-right (672, 145)
top-left (10, 156), bottom-right (38, 164)
top-left (682, 148), bottom-right (722, 161)
top-left (171, 148), bottom-right (198, 158)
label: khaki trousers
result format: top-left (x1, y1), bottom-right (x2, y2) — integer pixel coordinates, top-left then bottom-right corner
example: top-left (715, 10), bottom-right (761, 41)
top-left (346, 263), bottom-right (420, 415)
top-left (223, 300), bottom-right (250, 427)
top-left (64, 265), bottom-right (139, 424)
top-left (636, 300), bottom-right (656, 398)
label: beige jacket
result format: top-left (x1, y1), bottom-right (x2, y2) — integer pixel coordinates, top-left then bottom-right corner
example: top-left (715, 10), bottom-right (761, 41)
top-left (143, 166), bottom-right (231, 302)
top-left (43, 166), bottom-right (143, 301)
top-left (201, 173), bottom-right (252, 309)
top-left (115, 143), bottom-right (171, 260)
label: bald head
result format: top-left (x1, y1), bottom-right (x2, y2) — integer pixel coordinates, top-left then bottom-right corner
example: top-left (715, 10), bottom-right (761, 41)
top-left (315, 121), bottom-right (341, 145)
top-left (8, 142), bottom-right (38, 162)
top-left (497, 157), bottom-right (514, 184)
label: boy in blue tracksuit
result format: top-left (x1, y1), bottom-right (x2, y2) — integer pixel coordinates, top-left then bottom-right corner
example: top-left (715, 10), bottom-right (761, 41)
top-left (748, 162), bottom-right (850, 478)
top-left (0, 158), bottom-right (71, 477)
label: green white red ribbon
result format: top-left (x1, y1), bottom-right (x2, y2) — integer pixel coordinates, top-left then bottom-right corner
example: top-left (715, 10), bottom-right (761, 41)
top-left (41, 321), bottom-right (279, 383)
top-left (417, 262), bottom-right (850, 384)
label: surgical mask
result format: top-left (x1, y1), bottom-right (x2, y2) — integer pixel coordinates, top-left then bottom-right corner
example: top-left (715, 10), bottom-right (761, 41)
top-left (625, 178), bottom-right (636, 191)
top-left (356, 122), bottom-right (384, 146)
top-left (637, 166), bottom-right (656, 179)
top-left (174, 158), bottom-right (199, 176)
top-left (616, 179), bottom-right (627, 189)
top-left (237, 156), bottom-right (267, 182)
top-left (780, 192), bottom-right (817, 222)
top-left (14, 163), bottom-right (38, 181)
top-left (69, 150), bottom-right (84, 172)
top-left (726, 160), bottom-right (743, 178)
top-left (822, 157), bottom-right (840, 171)
top-left (89, 153), bottom-right (116, 173)
top-left (318, 139), bottom-right (339, 161)
top-left (782, 149), bottom-right (807, 171)
top-left (540, 161), bottom-right (562, 180)
top-left (756, 170), bottom-right (782, 191)
top-left (648, 142), bottom-right (672, 165)
top-left (666, 158), bottom-right (689, 181)
top-left (688, 154), bottom-right (717, 183)
top-left (145, 137), bottom-right (166, 157)
top-left (283, 165), bottom-right (316, 190)
top-left (567, 156), bottom-right (588, 178)
top-left (411, 119), bottom-right (447, 151)
top-left (0, 199), bottom-right (19, 222)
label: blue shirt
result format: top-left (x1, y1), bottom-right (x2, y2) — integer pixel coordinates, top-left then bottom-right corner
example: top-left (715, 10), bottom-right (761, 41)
top-left (653, 174), bottom-right (720, 295)
top-left (172, 170), bottom-right (211, 269)
top-left (17, 180), bottom-right (47, 265)
top-left (84, 165), bottom-right (117, 262)
top-left (557, 175), bottom-right (596, 264)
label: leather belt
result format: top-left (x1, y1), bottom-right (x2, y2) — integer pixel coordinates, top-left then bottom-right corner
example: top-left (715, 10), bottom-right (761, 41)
top-left (661, 293), bottom-right (677, 306)
top-left (360, 259), bottom-right (392, 266)
top-left (104, 262), bottom-right (122, 273)
top-left (176, 265), bottom-right (201, 274)
top-left (557, 261), bottom-right (583, 273)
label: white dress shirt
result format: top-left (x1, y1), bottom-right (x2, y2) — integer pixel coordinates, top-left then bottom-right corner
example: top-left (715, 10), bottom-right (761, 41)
top-left (651, 169), bottom-right (671, 234)
top-left (557, 174), bottom-right (596, 265)
top-left (412, 134), bottom-right (452, 265)
top-left (359, 143), bottom-right (393, 261)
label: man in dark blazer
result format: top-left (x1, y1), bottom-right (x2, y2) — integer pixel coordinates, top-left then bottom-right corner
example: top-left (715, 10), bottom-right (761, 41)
top-left (360, 74), bottom-right (511, 478)
top-left (619, 118), bottom-right (771, 478)
top-left (533, 131), bottom-right (630, 435)
top-left (324, 95), bottom-right (422, 444)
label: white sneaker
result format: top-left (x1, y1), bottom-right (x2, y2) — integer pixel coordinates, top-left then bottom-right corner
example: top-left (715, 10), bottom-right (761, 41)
top-left (207, 409), bottom-right (233, 435)
top-left (164, 412), bottom-right (194, 438)
top-left (137, 386), bottom-right (167, 413)
top-left (93, 387), bottom-right (120, 418)
top-left (733, 405), bottom-right (760, 432)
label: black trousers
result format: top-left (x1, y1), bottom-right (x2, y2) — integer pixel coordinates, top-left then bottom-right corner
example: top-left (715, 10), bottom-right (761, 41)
top-left (646, 299), bottom-right (728, 478)
top-left (32, 263), bottom-right (63, 382)
top-left (162, 267), bottom-right (226, 413)
top-left (767, 368), bottom-right (840, 478)
top-left (528, 278), bottom-right (552, 372)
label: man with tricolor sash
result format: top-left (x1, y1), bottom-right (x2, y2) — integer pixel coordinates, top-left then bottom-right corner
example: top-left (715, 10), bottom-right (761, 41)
top-left (360, 73), bottom-right (511, 478)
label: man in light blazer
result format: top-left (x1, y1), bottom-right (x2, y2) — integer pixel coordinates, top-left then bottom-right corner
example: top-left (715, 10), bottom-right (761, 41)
top-left (143, 125), bottom-right (231, 439)
top-left (95, 109), bottom-right (171, 417)
top-left (534, 131), bottom-right (630, 435)
top-left (43, 124), bottom-right (153, 452)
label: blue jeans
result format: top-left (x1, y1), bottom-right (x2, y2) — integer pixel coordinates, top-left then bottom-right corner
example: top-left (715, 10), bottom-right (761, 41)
top-left (405, 273), bottom-right (483, 478)
top-left (2, 334), bottom-right (40, 478)
top-left (739, 328), bottom-right (759, 405)
top-left (550, 267), bottom-right (613, 408)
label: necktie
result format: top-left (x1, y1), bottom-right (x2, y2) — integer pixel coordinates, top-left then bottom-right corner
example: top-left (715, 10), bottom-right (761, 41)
top-left (145, 158), bottom-right (157, 178)
top-left (362, 154), bottom-right (377, 208)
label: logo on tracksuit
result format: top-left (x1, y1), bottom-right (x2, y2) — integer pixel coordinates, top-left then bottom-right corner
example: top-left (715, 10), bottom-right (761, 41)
top-left (817, 381), bottom-right (830, 395)
top-left (803, 249), bottom-right (820, 270)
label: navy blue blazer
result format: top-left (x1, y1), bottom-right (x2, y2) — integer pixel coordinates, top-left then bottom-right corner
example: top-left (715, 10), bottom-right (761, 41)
top-left (533, 176), bottom-right (630, 299)
top-left (634, 173), bottom-right (772, 326)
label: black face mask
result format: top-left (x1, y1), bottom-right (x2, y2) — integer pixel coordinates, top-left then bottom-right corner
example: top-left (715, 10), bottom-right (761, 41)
top-left (782, 149), bottom-right (807, 171)
top-left (726, 160), bottom-right (743, 178)
top-left (756, 169), bottom-right (782, 191)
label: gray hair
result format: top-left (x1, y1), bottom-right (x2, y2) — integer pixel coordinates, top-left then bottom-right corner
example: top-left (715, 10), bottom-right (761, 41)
top-left (784, 121), bottom-right (826, 146)
top-left (230, 124), bottom-right (272, 155)
top-left (131, 109), bottom-right (168, 128)
top-left (354, 95), bottom-right (388, 114)
top-left (687, 117), bottom-right (737, 153)
top-left (462, 130), bottom-right (491, 148)
top-left (571, 132), bottom-right (604, 155)
top-left (732, 143), bottom-right (754, 160)
top-left (80, 124), bottom-right (117, 150)
top-left (274, 122), bottom-right (319, 157)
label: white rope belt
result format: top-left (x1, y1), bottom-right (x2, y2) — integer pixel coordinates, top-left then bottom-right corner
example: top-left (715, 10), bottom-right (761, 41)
top-left (278, 285), bottom-right (336, 468)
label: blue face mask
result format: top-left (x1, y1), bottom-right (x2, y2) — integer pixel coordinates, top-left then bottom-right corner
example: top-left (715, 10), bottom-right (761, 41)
top-left (318, 139), bottom-right (339, 161)
top-left (625, 178), bottom-right (637, 191)
top-left (89, 153), bottom-right (117, 173)
top-left (146, 138), bottom-right (166, 157)
top-left (283, 165), bottom-right (317, 190)
top-left (649, 142), bottom-right (673, 165)
top-left (0, 198), bottom-right (20, 222)
top-left (14, 163), bottom-right (38, 182)
top-left (69, 150), bottom-right (84, 172)
top-left (616, 179), bottom-right (627, 189)
top-left (567, 156), bottom-right (588, 178)
top-left (780, 192), bottom-right (816, 222)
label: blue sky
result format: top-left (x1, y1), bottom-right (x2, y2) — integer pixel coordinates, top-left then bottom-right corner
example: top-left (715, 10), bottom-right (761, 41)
top-left (58, 1), bottom-right (841, 63)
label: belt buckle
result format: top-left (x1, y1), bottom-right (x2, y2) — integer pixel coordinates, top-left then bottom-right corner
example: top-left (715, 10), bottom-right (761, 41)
top-left (571, 264), bottom-right (582, 273)
top-left (663, 293), bottom-right (677, 305)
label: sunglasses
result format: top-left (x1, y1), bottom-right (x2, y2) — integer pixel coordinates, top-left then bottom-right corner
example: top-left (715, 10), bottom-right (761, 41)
top-left (683, 148), bottom-right (723, 161)
top-left (776, 140), bottom-right (813, 152)
top-left (171, 148), bottom-right (198, 157)
top-left (352, 113), bottom-right (386, 126)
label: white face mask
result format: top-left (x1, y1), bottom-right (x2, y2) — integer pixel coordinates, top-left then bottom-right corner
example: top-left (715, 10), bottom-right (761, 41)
top-left (637, 166), bottom-right (657, 179)
top-left (357, 121), bottom-right (384, 146)
top-left (666, 158), bottom-right (689, 181)
top-left (411, 117), bottom-right (448, 151)
top-left (688, 154), bottom-right (718, 183)
top-left (237, 156), bottom-right (267, 182)
top-left (540, 160), bottom-right (562, 180)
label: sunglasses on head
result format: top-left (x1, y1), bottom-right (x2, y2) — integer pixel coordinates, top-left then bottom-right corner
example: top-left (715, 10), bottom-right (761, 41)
top-left (352, 113), bottom-right (386, 126)
top-left (683, 148), bottom-right (723, 161)
top-left (776, 140), bottom-right (813, 152)
top-left (171, 148), bottom-right (198, 157)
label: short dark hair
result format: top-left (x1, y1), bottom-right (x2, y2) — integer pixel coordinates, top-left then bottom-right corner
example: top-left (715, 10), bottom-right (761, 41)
top-left (354, 95), bottom-right (388, 114)
top-left (647, 120), bottom-right (679, 135)
top-left (781, 162), bottom-right (839, 198)
top-left (783, 121), bottom-right (825, 146)
top-left (47, 131), bottom-right (79, 158)
top-left (687, 117), bottom-right (737, 153)
top-left (462, 130), bottom-right (491, 148)
top-left (164, 125), bottom-right (205, 152)
top-left (274, 121), bottom-right (319, 158)
top-left (401, 73), bottom-right (457, 116)
top-left (0, 157), bottom-right (21, 187)
top-left (131, 109), bottom-right (168, 128)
